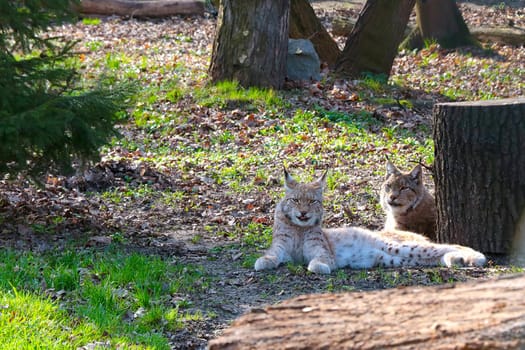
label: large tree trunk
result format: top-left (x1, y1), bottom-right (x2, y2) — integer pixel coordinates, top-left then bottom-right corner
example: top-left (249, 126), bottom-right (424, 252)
top-left (209, 0), bottom-right (290, 89)
top-left (209, 274), bottom-right (525, 349)
top-left (334, 0), bottom-right (415, 79)
top-left (403, 0), bottom-right (476, 50)
top-left (289, 0), bottom-right (341, 67)
top-left (433, 98), bottom-right (525, 254)
top-left (77, 0), bottom-right (204, 17)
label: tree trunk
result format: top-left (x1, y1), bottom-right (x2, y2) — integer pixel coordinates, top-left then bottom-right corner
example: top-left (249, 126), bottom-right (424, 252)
top-left (289, 0), bottom-right (341, 67)
top-left (77, 0), bottom-right (204, 17)
top-left (209, 0), bottom-right (290, 89)
top-left (334, 0), bottom-right (415, 79)
top-left (433, 98), bottom-right (525, 254)
top-left (209, 274), bottom-right (525, 349)
top-left (403, 0), bottom-right (476, 50)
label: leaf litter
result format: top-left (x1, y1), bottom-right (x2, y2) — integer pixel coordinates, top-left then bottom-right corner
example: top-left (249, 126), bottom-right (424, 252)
top-left (1, 1), bottom-right (524, 348)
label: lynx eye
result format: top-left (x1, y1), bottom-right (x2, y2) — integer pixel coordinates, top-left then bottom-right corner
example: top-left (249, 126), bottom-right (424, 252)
top-left (309, 199), bottom-right (320, 205)
top-left (289, 198), bottom-right (299, 203)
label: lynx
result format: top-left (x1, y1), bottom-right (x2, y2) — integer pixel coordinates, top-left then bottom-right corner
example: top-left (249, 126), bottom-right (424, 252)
top-left (254, 168), bottom-right (486, 274)
top-left (380, 160), bottom-right (437, 241)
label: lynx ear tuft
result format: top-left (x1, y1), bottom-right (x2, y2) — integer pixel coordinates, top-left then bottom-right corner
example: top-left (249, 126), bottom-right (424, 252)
top-left (284, 166), bottom-right (298, 190)
top-left (313, 169), bottom-right (328, 191)
top-left (410, 164), bottom-right (422, 183)
top-left (386, 160), bottom-right (400, 177)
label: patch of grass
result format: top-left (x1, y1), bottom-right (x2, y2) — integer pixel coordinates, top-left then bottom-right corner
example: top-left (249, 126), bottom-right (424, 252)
top-left (0, 289), bottom-right (100, 349)
top-left (82, 17), bottom-right (101, 25)
top-left (194, 80), bottom-right (285, 110)
top-left (319, 108), bottom-right (381, 131)
top-left (241, 222), bottom-right (273, 249)
top-left (86, 40), bottom-right (103, 52)
top-left (241, 253), bottom-right (259, 269)
top-left (101, 184), bottom-right (155, 205)
top-left (359, 72), bottom-right (389, 93)
top-left (286, 262), bottom-right (307, 275)
top-left (0, 248), bottom-right (208, 348)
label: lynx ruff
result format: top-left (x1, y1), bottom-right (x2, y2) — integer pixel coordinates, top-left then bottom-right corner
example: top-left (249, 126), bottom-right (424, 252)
top-left (254, 169), bottom-right (486, 274)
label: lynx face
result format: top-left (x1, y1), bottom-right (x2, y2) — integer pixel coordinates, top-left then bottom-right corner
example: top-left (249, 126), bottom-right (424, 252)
top-left (381, 161), bottom-right (423, 214)
top-left (281, 169), bottom-right (325, 227)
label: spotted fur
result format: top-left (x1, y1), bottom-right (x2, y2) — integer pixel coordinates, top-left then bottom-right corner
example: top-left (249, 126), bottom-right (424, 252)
top-left (254, 168), bottom-right (486, 274)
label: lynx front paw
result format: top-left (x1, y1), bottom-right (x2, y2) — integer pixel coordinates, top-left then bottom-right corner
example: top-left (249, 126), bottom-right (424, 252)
top-left (307, 260), bottom-right (332, 274)
top-left (442, 251), bottom-right (487, 267)
top-left (254, 255), bottom-right (279, 271)
top-left (442, 252), bottom-right (465, 267)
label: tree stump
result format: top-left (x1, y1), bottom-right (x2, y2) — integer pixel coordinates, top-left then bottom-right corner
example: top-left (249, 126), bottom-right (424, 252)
top-left (209, 0), bottom-right (290, 89)
top-left (209, 274), bottom-right (525, 349)
top-left (433, 98), bottom-right (525, 254)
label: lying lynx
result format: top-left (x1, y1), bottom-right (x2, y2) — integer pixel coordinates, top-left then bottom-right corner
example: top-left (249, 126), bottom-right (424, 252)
top-left (254, 168), bottom-right (486, 274)
top-left (380, 160), bottom-right (437, 241)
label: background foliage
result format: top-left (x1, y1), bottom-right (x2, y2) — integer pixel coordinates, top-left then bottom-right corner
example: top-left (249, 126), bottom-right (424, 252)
top-left (0, 0), bottom-right (133, 179)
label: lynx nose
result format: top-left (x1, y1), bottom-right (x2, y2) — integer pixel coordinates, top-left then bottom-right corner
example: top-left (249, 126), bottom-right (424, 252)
top-left (297, 212), bottom-right (309, 221)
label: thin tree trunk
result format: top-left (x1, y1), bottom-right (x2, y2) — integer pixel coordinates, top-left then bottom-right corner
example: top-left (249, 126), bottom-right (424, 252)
top-left (289, 0), bottom-right (341, 67)
top-left (334, 0), bottom-right (415, 79)
top-left (209, 274), bottom-right (525, 349)
top-left (209, 0), bottom-right (290, 89)
top-left (433, 98), bottom-right (525, 254)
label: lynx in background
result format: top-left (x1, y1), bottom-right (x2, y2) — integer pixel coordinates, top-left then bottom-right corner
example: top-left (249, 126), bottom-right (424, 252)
top-left (254, 168), bottom-right (485, 274)
top-left (380, 160), bottom-right (437, 241)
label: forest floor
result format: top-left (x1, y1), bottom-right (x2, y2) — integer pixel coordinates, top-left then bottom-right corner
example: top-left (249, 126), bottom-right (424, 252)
top-left (1, 1), bottom-right (524, 349)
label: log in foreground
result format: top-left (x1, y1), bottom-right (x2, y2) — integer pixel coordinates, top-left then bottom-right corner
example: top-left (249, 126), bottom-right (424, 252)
top-left (78, 0), bottom-right (204, 17)
top-left (209, 274), bottom-right (525, 349)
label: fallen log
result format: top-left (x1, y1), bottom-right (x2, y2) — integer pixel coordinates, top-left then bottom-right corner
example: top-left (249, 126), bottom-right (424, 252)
top-left (78, 0), bottom-right (205, 17)
top-left (209, 273), bottom-right (525, 349)
top-left (332, 17), bottom-right (525, 46)
top-left (470, 26), bottom-right (525, 46)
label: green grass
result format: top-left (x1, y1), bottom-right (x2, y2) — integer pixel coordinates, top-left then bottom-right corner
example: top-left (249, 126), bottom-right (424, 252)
top-left (82, 17), bottom-right (101, 25)
top-left (193, 80), bottom-right (285, 110)
top-left (0, 289), bottom-right (100, 349)
top-left (0, 248), bottom-right (209, 349)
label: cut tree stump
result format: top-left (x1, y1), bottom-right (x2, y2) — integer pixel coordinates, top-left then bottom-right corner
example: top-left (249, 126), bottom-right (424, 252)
top-left (78, 0), bottom-right (205, 17)
top-left (433, 98), bottom-right (525, 254)
top-left (209, 274), bottom-right (525, 349)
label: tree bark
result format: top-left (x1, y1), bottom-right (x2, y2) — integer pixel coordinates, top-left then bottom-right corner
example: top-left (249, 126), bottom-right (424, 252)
top-left (77, 0), bottom-right (204, 17)
top-left (433, 98), bottom-right (525, 254)
top-left (334, 0), bottom-right (415, 79)
top-left (209, 0), bottom-right (290, 89)
top-left (209, 274), bottom-right (525, 349)
top-left (404, 0), bottom-right (476, 50)
top-left (289, 0), bottom-right (341, 67)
